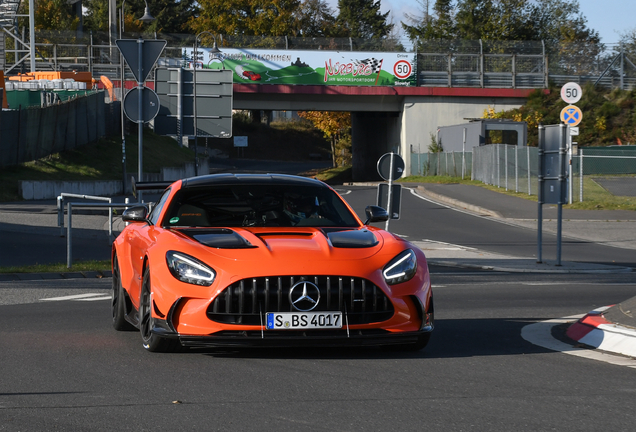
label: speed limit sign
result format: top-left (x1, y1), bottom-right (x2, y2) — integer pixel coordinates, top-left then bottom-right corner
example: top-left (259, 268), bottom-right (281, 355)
top-left (393, 60), bottom-right (412, 79)
top-left (561, 82), bottom-right (582, 104)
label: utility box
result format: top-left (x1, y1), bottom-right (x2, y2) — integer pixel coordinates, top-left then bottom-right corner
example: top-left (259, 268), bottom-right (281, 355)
top-left (437, 119), bottom-right (528, 152)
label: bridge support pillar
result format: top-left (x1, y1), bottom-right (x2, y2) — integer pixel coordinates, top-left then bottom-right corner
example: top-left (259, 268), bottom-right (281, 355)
top-left (351, 112), bottom-right (400, 181)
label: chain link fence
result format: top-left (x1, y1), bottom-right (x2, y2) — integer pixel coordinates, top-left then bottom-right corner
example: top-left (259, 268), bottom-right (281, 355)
top-left (466, 144), bottom-right (636, 202)
top-left (411, 151), bottom-right (473, 179)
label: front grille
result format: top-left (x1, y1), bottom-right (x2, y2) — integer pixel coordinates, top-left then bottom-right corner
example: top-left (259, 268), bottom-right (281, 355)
top-left (207, 276), bottom-right (394, 326)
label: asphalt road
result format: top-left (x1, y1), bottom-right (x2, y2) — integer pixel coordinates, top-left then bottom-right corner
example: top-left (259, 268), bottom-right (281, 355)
top-left (2, 186), bottom-right (636, 430)
top-left (2, 272), bottom-right (636, 430)
top-left (340, 185), bottom-right (636, 267)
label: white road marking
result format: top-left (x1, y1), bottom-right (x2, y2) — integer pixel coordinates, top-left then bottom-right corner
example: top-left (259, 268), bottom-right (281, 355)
top-left (521, 315), bottom-right (636, 369)
top-left (40, 293), bottom-right (106, 301)
top-left (75, 296), bottom-right (111, 301)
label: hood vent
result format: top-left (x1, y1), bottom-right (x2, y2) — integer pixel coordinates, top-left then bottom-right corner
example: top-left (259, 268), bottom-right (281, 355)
top-left (326, 229), bottom-right (378, 248)
top-left (178, 229), bottom-right (256, 249)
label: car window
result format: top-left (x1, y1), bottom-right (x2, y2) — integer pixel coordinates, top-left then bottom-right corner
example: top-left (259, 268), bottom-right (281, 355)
top-left (163, 184), bottom-right (359, 228)
top-left (149, 188), bottom-right (171, 225)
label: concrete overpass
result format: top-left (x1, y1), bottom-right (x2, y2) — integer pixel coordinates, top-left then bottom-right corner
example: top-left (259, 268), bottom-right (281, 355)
top-left (233, 84), bottom-right (538, 180)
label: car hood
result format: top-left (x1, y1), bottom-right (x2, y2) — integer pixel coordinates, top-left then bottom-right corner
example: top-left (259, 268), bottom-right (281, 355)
top-left (174, 227), bottom-right (385, 261)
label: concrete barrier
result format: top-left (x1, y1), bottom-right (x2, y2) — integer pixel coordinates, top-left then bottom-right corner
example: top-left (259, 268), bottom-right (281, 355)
top-left (18, 159), bottom-right (210, 199)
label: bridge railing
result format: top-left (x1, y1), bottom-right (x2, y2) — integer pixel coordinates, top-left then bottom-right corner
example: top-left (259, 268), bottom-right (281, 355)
top-left (4, 31), bottom-right (636, 90)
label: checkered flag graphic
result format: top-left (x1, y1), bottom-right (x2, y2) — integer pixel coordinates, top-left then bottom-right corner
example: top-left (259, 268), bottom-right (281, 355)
top-left (353, 58), bottom-right (383, 74)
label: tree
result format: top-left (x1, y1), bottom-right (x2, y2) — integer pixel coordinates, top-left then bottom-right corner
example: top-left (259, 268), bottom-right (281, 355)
top-left (19, 0), bottom-right (79, 31)
top-left (404, 0), bottom-right (599, 45)
top-left (298, 111), bottom-right (351, 167)
top-left (336, 0), bottom-right (393, 39)
top-left (190, 0), bottom-right (301, 37)
top-left (294, 0), bottom-right (338, 37)
top-left (83, 0), bottom-right (197, 33)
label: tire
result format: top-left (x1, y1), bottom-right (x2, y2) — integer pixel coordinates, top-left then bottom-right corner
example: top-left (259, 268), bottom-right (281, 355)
top-left (139, 266), bottom-right (182, 353)
top-left (112, 254), bottom-right (135, 331)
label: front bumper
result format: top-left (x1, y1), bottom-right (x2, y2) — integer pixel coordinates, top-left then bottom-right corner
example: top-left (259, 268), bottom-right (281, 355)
top-left (152, 319), bottom-right (432, 348)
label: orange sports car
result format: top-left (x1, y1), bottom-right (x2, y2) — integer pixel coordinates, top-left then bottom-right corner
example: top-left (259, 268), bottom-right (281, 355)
top-left (111, 174), bottom-right (433, 352)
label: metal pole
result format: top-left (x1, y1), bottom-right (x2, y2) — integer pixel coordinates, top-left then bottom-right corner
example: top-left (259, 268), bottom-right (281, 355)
top-left (385, 153), bottom-right (394, 232)
top-left (497, 145), bottom-right (500, 187)
top-left (568, 132), bottom-right (573, 205)
top-left (67, 202), bottom-right (73, 268)
top-left (193, 36), bottom-right (198, 176)
top-left (505, 145), bottom-right (508, 191)
top-left (527, 146), bottom-right (531, 195)
top-left (556, 124), bottom-right (567, 266)
top-left (462, 128), bottom-right (466, 179)
top-left (119, 9), bottom-right (127, 196)
top-left (137, 38), bottom-right (144, 201)
top-left (579, 149), bottom-right (584, 202)
top-left (28, 0), bottom-right (35, 72)
top-left (515, 145), bottom-right (518, 193)
top-left (537, 125), bottom-right (544, 263)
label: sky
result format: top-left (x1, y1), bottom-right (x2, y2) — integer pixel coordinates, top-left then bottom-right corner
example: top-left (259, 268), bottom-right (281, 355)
top-left (327, 0), bottom-right (636, 45)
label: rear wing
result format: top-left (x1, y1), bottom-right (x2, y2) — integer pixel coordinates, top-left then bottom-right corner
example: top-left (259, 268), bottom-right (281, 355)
top-left (131, 176), bottom-right (173, 198)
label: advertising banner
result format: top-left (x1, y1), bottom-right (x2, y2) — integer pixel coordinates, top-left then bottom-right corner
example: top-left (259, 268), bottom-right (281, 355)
top-left (183, 48), bottom-right (417, 86)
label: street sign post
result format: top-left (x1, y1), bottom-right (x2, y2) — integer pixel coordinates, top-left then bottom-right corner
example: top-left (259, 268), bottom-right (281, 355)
top-left (377, 183), bottom-right (402, 220)
top-left (116, 38), bottom-right (167, 200)
top-left (537, 124), bottom-right (568, 266)
top-left (376, 153), bottom-right (404, 231)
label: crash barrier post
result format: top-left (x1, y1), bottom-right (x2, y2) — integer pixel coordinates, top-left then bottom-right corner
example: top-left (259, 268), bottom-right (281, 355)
top-left (58, 193), bottom-right (113, 240)
top-left (66, 201), bottom-right (141, 269)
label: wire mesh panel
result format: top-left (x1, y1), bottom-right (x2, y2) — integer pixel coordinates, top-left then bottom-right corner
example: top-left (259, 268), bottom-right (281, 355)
top-left (411, 151), bottom-right (472, 178)
top-left (473, 145), bottom-right (538, 195)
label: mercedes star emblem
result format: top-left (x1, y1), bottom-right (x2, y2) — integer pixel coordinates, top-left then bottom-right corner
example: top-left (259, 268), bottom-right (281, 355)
top-left (289, 281), bottom-right (321, 312)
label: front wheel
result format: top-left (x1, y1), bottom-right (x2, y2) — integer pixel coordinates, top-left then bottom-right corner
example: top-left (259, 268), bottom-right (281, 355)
top-left (139, 266), bottom-right (182, 353)
top-left (112, 254), bottom-right (135, 331)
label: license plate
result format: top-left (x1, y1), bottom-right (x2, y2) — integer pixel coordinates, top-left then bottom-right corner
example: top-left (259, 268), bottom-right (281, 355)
top-left (266, 312), bottom-right (342, 330)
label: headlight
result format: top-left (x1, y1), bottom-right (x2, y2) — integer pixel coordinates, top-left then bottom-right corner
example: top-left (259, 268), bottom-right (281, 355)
top-left (383, 249), bottom-right (417, 285)
top-left (166, 251), bottom-right (216, 286)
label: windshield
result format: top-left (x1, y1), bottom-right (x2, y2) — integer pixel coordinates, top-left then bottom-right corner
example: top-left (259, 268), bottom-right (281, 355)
top-left (162, 184), bottom-right (360, 228)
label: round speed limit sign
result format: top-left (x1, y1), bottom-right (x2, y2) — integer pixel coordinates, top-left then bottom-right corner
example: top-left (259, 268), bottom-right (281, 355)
top-left (393, 60), bottom-right (412, 79)
top-left (561, 82), bottom-right (582, 104)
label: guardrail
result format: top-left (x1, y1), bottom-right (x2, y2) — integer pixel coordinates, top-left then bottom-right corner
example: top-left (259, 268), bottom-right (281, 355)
top-left (57, 193), bottom-right (142, 268)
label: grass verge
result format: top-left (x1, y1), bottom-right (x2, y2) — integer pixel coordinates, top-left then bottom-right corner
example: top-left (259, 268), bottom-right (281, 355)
top-left (0, 260), bottom-right (112, 274)
top-left (401, 174), bottom-right (636, 211)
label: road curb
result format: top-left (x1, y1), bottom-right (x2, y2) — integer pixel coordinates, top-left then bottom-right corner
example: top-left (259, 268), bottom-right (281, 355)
top-left (566, 307), bottom-right (636, 358)
top-left (415, 186), bottom-right (503, 218)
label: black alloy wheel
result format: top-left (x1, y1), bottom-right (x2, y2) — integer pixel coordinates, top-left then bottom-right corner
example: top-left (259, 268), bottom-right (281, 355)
top-left (139, 266), bottom-right (181, 353)
top-left (112, 254), bottom-right (134, 331)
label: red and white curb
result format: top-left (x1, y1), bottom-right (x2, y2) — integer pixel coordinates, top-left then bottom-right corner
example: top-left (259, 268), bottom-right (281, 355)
top-left (566, 306), bottom-right (636, 359)
top-left (521, 313), bottom-right (636, 369)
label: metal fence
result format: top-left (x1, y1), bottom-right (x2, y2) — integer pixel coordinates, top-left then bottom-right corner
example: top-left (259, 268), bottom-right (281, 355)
top-left (0, 91), bottom-right (119, 167)
top-left (3, 31), bottom-right (636, 90)
top-left (473, 145), bottom-right (538, 195)
top-left (471, 144), bottom-right (636, 203)
top-left (411, 151), bottom-right (473, 179)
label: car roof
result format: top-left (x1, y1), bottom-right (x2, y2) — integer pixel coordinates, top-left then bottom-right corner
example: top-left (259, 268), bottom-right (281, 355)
top-left (181, 173), bottom-right (327, 189)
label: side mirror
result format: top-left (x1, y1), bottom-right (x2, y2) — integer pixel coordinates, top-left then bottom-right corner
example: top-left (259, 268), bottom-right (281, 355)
top-left (122, 205), bottom-right (149, 222)
top-left (364, 205), bottom-right (389, 224)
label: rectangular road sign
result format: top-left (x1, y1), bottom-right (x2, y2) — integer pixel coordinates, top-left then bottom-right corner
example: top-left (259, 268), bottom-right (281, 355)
top-left (154, 68), bottom-right (233, 138)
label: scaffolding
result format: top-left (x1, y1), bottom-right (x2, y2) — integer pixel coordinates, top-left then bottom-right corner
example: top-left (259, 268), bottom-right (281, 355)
top-left (0, 0), bottom-right (36, 73)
